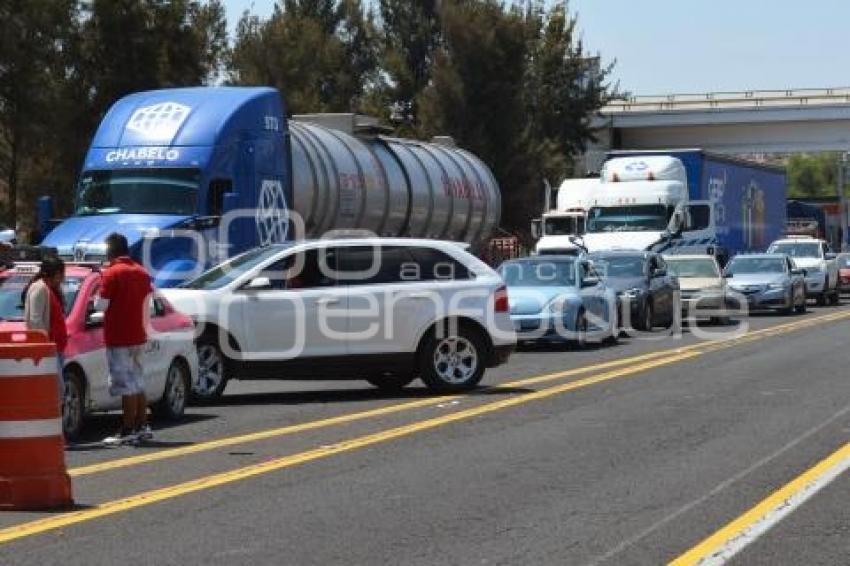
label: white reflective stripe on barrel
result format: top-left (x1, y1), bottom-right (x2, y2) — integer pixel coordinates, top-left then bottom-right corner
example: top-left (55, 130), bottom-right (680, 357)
top-left (0, 418), bottom-right (63, 439)
top-left (0, 357), bottom-right (58, 377)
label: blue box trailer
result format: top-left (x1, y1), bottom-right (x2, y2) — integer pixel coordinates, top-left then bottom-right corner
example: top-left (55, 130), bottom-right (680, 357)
top-left (38, 87), bottom-right (502, 287)
top-left (607, 149), bottom-right (787, 262)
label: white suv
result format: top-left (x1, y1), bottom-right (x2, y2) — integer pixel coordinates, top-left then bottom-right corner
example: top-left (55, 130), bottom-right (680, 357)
top-left (162, 238), bottom-right (516, 400)
top-left (767, 236), bottom-right (839, 305)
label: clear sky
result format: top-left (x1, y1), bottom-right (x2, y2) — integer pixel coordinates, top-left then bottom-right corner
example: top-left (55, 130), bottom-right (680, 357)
top-left (223, 0), bottom-right (849, 96)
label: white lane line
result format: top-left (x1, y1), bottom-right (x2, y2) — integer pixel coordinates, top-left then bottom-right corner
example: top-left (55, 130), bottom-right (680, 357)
top-left (697, 452), bottom-right (850, 565)
top-left (586, 402), bottom-right (850, 566)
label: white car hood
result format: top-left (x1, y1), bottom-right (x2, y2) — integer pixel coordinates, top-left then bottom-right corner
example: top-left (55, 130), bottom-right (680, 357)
top-left (535, 235), bottom-right (582, 253)
top-left (582, 231), bottom-right (665, 253)
top-left (790, 257), bottom-right (823, 270)
top-left (160, 288), bottom-right (215, 320)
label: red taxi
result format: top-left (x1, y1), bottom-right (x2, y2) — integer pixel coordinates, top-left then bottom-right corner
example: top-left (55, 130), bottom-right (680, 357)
top-left (0, 261), bottom-right (198, 440)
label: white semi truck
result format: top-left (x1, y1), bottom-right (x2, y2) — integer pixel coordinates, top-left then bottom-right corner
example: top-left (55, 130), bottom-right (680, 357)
top-left (531, 177), bottom-right (600, 255)
top-left (531, 151), bottom-right (787, 262)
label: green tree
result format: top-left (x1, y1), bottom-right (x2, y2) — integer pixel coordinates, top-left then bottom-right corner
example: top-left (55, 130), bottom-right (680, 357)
top-left (377, 0), bottom-right (442, 130)
top-left (230, 0), bottom-right (378, 114)
top-left (787, 153), bottom-right (838, 198)
top-left (418, 1), bottom-right (615, 232)
top-left (0, 0), bottom-right (76, 229)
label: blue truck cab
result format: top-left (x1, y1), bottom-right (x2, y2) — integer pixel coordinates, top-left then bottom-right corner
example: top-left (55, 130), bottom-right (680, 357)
top-left (41, 87), bottom-right (290, 286)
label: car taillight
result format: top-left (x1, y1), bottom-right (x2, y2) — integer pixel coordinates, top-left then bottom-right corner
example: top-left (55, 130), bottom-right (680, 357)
top-left (493, 285), bottom-right (509, 313)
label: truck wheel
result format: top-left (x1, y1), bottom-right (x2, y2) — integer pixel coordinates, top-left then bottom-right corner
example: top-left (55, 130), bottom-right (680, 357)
top-left (817, 292), bottom-right (827, 306)
top-left (154, 360), bottom-right (190, 421)
top-left (192, 337), bottom-right (230, 403)
top-left (419, 323), bottom-right (486, 393)
top-left (62, 368), bottom-right (85, 442)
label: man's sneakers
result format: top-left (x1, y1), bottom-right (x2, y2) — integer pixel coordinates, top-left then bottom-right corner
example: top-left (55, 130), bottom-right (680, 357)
top-left (102, 424), bottom-right (153, 447)
top-left (102, 429), bottom-right (138, 447)
top-left (136, 424), bottom-right (154, 443)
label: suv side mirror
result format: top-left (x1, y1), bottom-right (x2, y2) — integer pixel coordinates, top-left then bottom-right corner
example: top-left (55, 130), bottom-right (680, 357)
top-left (243, 276), bottom-right (272, 291)
top-left (653, 268), bottom-right (667, 278)
top-left (723, 272), bottom-right (733, 278)
top-left (791, 269), bottom-right (804, 276)
top-left (581, 276), bottom-right (600, 288)
top-left (825, 252), bottom-right (837, 260)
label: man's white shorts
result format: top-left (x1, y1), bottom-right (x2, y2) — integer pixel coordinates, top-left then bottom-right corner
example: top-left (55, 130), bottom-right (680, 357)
top-left (107, 345), bottom-right (146, 396)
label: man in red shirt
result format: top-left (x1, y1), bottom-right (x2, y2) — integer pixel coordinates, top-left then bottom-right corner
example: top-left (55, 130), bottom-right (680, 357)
top-left (98, 233), bottom-right (154, 446)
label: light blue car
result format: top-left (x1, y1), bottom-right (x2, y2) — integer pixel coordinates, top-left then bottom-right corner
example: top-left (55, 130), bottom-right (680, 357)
top-left (723, 253), bottom-right (807, 314)
top-left (497, 256), bottom-right (619, 346)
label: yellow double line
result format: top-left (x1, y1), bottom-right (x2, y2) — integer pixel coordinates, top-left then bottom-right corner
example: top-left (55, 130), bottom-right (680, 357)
top-left (0, 310), bottom-right (848, 545)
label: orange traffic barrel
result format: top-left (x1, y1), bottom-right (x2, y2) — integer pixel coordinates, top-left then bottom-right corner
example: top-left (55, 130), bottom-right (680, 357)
top-left (0, 330), bottom-right (73, 510)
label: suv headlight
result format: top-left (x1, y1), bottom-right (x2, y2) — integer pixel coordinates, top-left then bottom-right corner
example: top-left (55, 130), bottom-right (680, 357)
top-left (767, 282), bottom-right (785, 290)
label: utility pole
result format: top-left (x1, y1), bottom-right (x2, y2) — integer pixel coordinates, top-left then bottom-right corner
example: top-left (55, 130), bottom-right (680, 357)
top-left (840, 153), bottom-right (849, 251)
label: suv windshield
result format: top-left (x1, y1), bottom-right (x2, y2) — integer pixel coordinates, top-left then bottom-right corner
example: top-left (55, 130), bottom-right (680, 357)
top-left (76, 169), bottom-right (199, 216)
top-left (498, 260), bottom-right (577, 287)
top-left (587, 205), bottom-right (673, 233)
top-left (543, 216), bottom-right (585, 236)
top-left (666, 259), bottom-right (719, 278)
top-left (727, 257), bottom-right (785, 275)
top-left (768, 242), bottom-right (820, 259)
top-left (588, 255), bottom-right (646, 278)
top-left (181, 246), bottom-right (291, 290)
top-left (0, 275), bottom-right (83, 321)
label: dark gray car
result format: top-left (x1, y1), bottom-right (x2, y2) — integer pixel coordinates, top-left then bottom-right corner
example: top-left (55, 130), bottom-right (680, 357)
top-left (588, 251), bottom-right (678, 330)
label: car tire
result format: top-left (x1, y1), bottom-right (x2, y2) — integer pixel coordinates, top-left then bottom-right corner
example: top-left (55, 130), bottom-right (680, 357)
top-left (604, 307), bottom-right (619, 345)
top-left (795, 290), bottom-right (807, 314)
top-left (640, 301), bottom-right (654, 331)
top-left (62, 367), bottom-right (85, 442)
top-left (781, 292), bottom-right (795, 315)
top-left (573, 309), bottom-right (588, 349)
top-left (419, 322), bottom-right (486, 393)
top-left (192, 336), bottom-right (230, 403)
top-left (154, 359), bottom-right (191, 421)
top-left (366, 373), bottom-right (416, 392)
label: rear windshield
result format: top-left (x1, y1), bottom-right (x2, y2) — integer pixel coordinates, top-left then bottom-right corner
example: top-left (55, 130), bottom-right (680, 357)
top-left (498, 260), bottom-right (577, 287)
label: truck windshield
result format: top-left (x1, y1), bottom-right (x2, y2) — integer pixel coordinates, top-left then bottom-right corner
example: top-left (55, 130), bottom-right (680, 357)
top-left (0, 275), bottom-right (83, 321)
top-left (543, 216), bottom-right (584, 236)
top-left (586, 205), bottom-right (673, 233)
top-left (76, 169), bottom-right (199, 216)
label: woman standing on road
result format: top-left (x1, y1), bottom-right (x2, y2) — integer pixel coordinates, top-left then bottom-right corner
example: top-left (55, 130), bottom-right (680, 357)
top-left (22, 256), bottom-right (68, 399)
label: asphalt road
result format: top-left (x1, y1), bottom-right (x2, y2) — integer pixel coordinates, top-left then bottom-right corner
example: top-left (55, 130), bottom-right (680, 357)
top-left (3, 302), bottom-right (850, 565)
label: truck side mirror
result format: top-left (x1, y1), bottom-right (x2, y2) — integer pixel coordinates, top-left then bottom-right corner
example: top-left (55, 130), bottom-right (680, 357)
top-left (531, 218), bottom-right (542, 239)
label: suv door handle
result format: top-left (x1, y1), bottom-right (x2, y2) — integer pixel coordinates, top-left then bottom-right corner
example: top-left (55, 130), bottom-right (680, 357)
top-left (316, 297), bottom-right (341, 306)
top-left (400, 292), bottom-right (433, 300)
